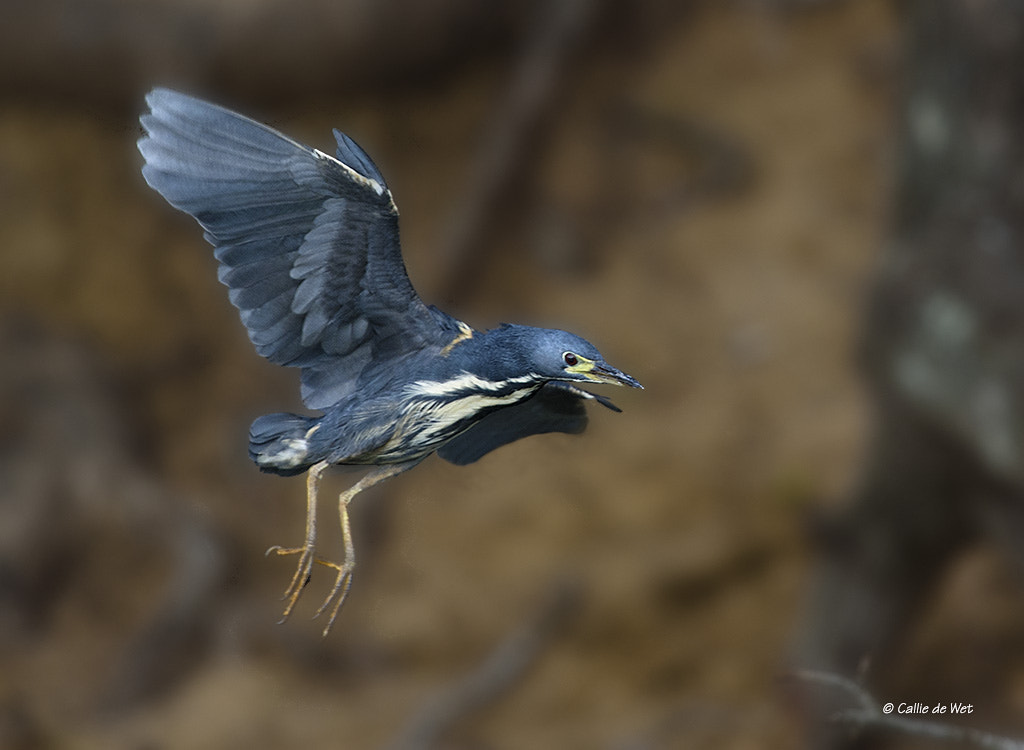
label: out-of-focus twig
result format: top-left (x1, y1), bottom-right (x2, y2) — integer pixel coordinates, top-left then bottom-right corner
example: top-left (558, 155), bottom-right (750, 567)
top-left (388, 580), bottom-right (583, 750)
top-left (0, 320), bottom-right (232, 713)
top-left (794, 670), bottom-right (1024, 750)
top-left (0, 0), bottom-right (527, 110)
top-left (602, 101), bottom-right (755, 220)
top-left (437, 0), bottom-right (601, 300)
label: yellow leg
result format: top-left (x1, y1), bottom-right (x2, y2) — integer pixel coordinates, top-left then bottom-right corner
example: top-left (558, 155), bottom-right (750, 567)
top-left (266, 459), bottom-right (329, 622)
top-left (314, 463), bottom-right (413, 637)
top-left (268, 461), bottom-right (416, 636)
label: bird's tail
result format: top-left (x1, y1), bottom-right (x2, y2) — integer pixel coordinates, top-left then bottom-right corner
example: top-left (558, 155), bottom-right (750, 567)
top-left (248, 413), bottom-right (320, 476)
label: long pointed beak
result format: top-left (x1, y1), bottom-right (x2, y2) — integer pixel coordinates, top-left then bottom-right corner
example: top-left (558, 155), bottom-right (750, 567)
top-left (589, 361), bottom-right (643, 389)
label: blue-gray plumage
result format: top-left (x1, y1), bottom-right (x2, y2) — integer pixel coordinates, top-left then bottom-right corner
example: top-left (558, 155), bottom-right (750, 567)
top-left (138, 88), bottom-right (641, 635)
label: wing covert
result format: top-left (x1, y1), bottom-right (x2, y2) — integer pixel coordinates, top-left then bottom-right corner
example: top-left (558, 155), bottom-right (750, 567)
top-left (138, 88), bottom-right (444, 409)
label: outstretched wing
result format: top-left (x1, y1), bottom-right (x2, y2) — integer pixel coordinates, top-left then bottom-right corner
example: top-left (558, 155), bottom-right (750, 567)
top-left (436, 382), bottom-right (621, 466)
top-left (138, 88), bottom-right (452, 409)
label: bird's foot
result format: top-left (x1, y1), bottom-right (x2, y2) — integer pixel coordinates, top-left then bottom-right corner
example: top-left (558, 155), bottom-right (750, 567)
top-left (311, 558), bottom-right (355, 637)
top-left (265, 544), bottom-right (354, 635)
top-left (265, 543), bottom-right (317, 622)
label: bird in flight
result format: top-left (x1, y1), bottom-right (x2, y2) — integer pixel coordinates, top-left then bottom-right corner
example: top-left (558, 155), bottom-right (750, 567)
top-left (138, 89), bottom-right (641, 636)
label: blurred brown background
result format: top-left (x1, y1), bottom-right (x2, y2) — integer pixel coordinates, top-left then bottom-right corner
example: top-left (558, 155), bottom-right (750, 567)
top-left (3, 0), bottom-right (1024, 748)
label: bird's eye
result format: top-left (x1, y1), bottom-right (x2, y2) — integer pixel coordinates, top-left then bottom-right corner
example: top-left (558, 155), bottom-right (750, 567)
top-left (563, 352), bottom-right (578, 367)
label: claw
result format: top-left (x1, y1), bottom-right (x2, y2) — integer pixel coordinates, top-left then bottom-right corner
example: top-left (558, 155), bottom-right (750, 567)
top-left (269, 544), bottom-right (318, 617)
top-left (311, 560), bottom-right (356, 638)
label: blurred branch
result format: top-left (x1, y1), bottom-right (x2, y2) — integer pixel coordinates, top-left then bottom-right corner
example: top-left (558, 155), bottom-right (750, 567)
top-left (795, 670), bottom-right (1024, 750)
top-left (436, 0), bottom-right (602, 300)
top-left (0, 320), bottom-right (232, 711)
top-left (602, 102), bottom-right (755, 219)
top-left (0, 0), bottom-right (527, 110)
top-left (388, 580), bottom-right (583, 750)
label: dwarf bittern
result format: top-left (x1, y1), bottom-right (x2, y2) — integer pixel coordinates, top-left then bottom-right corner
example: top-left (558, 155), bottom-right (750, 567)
top-left (138, 89), bottom-right (641, 636)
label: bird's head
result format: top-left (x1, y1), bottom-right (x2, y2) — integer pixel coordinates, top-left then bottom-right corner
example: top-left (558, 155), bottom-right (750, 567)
top-left (492, 325), bottom-right (642, 389)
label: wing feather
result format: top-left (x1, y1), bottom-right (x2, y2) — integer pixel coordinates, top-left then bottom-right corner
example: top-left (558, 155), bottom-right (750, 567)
top-left (139, 88), bottom-right (449, 409)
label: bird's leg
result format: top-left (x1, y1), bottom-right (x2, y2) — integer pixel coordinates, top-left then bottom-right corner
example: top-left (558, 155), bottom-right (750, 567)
top-left (266, 459), bottom-right (329, 622)
top-left (314, 462), bottom-right (415, 637)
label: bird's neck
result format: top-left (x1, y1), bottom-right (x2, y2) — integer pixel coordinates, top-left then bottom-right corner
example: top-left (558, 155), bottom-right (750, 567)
top-left (462, 326), bottom-right (543, 386)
